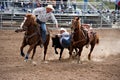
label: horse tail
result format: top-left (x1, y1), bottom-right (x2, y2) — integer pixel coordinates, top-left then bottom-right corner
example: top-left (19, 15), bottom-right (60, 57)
top-left (95, 33), bottom-right (99, 44)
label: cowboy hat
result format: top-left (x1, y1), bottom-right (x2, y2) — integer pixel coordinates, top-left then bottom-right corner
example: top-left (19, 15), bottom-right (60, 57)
top-left (60, 28), bottom-right (67, 32)
top-left (46, 5), bottom-right (55, 11)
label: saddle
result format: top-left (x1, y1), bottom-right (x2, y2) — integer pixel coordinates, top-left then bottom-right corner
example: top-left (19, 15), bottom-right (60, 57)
top-left (81, 28), bottom-right (89, 44)
top-left (81, 27), bottom-right (96, 45)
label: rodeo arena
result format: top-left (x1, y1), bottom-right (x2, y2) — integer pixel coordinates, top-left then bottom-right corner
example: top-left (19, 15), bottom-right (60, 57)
top-left (0, 0), bottom-right (120, 80)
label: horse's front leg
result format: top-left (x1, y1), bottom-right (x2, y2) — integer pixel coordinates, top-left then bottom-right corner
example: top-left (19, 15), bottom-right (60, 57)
top-left (77, 47), bottom-right (83, 64)
top-left (31, 46), bottom-right (37, 60)
top-left (43, 44), bottom-right (49, 61)
top-left (20, 39), bottom-right (27, 57)
top-left (69, 46), bottom-right (73, 59)
top-left (25, 44), bottom-right (36, 61)
top-left (59, 48), bottom-right (64, 60)
top-left (88, 43), bottom-right (95, 60)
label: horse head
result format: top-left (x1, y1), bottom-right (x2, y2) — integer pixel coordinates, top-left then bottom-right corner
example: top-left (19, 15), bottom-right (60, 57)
top-left (20, 13), bottom-right (36, 31)
top-left (71, 17), bottom-right (81, 31)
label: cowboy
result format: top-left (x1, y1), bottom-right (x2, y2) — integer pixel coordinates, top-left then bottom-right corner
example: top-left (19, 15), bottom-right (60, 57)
top-left (57, 28), bottom-right (71, 48)
top-left (32, 4), bottom-right (58, 47)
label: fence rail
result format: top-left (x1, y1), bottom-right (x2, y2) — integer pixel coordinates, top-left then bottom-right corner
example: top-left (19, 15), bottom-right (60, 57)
top-left (0, 1), bottom-right (120, 29)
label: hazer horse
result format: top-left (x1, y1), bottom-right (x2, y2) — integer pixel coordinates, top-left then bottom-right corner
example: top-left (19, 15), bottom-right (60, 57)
top-left (18, 13), bottom-right (50, 61)
top-left (69, 17), bottom-right (99, 63)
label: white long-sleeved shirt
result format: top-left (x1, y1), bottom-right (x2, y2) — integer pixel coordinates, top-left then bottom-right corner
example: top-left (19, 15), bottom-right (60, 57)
top-left (32, 7), bottom-right (58, 24)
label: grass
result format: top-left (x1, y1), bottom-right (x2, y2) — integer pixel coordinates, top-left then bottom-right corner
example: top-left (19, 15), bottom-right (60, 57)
top-left (76, 0), bottom-right (115, 9)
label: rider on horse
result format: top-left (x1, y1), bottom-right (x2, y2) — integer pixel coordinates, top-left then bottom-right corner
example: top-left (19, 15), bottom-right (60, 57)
top-left (32, 5), bottom-right (58, 47)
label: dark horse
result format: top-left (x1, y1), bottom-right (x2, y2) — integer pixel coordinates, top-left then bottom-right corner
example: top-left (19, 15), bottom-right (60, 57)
top-left (19, 13), bottom-right (50, 61)
top-left (69, 17), bottom-right (99, 63)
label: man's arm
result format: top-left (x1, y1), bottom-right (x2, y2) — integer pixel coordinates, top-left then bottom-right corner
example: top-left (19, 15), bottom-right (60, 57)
top-left (50, 13), bottom-right (58, 28)
top-left (32, 7), bottom-right (43, 16)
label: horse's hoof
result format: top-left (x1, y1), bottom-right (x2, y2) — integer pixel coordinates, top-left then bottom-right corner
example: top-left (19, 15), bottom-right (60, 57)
top-left (59, 58), bottom-right (61, 61)
top-left (88, 58), bottom-right (91, 61)
top-left (88, 56), bottom-right (91, 60)
top-left (43, 61), bottom-right (48, 64)
top-left (25, 56), bottom-right (28, 60)
top-left (55, 52), bottom-right (58, 54)
top-left (15, 29), bottom-right (19, 33)
top-left (24, 56), bottom-right (29, 62)
top-left (24, 59), bottom-right (28, 62)
top-left (32, 61), bottom-right (37, 66)
top-left (20, 52), bottom-right (25, 57)
top-left (77, 61), bottom-right (82, 64)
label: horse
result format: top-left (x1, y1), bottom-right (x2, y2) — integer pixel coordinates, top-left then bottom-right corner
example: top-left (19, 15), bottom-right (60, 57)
top-left (19, 13), bottom-right (50, 61)
top-left (69, 17), bottom-right (99, 63)
top-left (51, 35), bottom-right (78, 60)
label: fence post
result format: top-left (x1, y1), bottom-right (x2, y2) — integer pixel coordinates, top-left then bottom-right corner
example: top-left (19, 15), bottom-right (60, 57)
top-left (100, 13), bottom-right (102, 28)
top-left (100, 1), bottom-right (103, 28)
top-left (0, 12), bottom-right (3, 29)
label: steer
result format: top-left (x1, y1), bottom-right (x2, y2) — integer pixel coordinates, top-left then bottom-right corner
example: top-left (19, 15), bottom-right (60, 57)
top-left (52, 35), bottom-right (77, 60)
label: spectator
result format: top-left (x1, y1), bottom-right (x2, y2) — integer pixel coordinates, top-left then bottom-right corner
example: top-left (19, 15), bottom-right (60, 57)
top-left (51, 0), bottom-right (56, 9)
top-left (1, 0), bottom-right (8, 10)
top-left (32, 0), bottom-right (41, 8)
top-left (71, 0), bottom-right (76, 13)
top-left (56, 0), bottom-right (61, 10)
top-left (115, 0), bottom-right (120, 11)
top-left (23, 0), bottom-right (30, 8)
top-left (62, 0), bottom-right (68, 9)
top-left (41, 0), bottom-right (48, 7)
top-left (36, 0), bottom-right (41, 7)
top-left (83, 0), bottom-right (88, 12)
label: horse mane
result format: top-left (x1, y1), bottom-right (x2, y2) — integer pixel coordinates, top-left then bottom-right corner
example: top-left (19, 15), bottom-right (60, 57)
top-left (76, 17), bottom-right (81, 29)
top-left (72, 17), bottom-right (81, 30)
top-left (25, 13), bottom-right (38, 27)
top-left (75, 17), bottom-right (81, 29)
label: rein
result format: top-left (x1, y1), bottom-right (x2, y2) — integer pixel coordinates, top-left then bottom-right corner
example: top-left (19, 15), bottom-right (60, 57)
top-left (25, 24), bottom-right (40, 41)
top-left (25, 22), bottom-right (39, 39)
top-left (25, 32), bottom-right (38, 39)
top-left (72, 38), bottom-right (86, 46)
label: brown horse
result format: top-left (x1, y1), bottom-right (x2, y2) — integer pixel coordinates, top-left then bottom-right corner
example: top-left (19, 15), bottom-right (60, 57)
top-left (20, 13), bottom-right (50, 61)
top-left (69, 17), bottom-right (99, 63)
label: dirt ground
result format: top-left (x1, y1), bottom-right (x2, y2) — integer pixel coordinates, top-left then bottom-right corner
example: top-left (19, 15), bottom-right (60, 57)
top-left (0, 28), bottom-right (120, 80)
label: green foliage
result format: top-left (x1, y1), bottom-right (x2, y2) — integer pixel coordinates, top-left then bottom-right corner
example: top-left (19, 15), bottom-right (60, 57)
top-left (103, 1), bottom-right (115, 9)
top-left (76, 0), bottom-right (115, 9)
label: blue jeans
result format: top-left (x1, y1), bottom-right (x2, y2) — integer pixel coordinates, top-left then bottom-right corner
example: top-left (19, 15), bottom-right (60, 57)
top-left (36, 19), bottom-right (46, 43)
top-left (41, 22), bottom-right (46, 43)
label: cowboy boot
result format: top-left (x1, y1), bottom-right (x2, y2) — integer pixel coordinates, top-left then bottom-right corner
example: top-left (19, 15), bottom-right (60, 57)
top-left (40, 40), bottom-right (44, 48)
